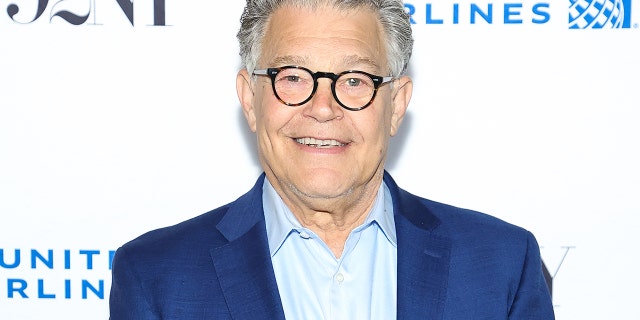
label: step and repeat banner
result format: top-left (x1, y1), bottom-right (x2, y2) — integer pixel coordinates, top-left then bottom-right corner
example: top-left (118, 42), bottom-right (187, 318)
top-left (1, 0), bottom-right (639, 319)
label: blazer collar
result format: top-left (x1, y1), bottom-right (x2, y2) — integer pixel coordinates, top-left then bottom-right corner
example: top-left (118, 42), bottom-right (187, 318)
top-left (384, 172), bottom-right (452, 320)
top-left (210, 174), bottom-right (286, 320)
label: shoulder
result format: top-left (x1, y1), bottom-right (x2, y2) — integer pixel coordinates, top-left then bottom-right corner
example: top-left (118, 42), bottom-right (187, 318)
top-left (116, 174), bottom-right (267, 259)
top-left (419, 196), bottom-right (530, 240)
top-left (386, 177), bottom-right (553, 317)
top-left (384, 172), bottom-right (530, 242)
top-left (388, 178), bottom-right (537, 260)
top-left (402, 193), bottom-right (552, 317)
top-left (400, 189), bottom-right (540, 271)
top-left (404, 189), bottom-right (536, 258)
top-left (109, 200), bottom-right (251, 317)
top-left (116, 204), bottom-right (232, 261)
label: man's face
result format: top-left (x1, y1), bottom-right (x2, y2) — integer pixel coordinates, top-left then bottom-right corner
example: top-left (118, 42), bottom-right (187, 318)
top-left (238, 5), bottom-right (411, 208)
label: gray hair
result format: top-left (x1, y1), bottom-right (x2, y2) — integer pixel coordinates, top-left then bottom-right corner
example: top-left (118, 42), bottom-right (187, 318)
top-left (237, 0), bottom-right (413, 77)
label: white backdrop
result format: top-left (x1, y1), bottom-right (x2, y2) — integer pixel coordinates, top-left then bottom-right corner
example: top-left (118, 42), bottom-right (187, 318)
top-left (1, 0), bottom-right (639, 319)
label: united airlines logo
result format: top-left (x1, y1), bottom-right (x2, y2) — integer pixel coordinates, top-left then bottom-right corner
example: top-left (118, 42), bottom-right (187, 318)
top-left (0, 248), bottom-right (114, 300)
top-left (404, 1), bottom-right (552, 25)
top-left (405, 0), bottom-right (638, 29)
top-left (569, 0), bottom-right (632, 28)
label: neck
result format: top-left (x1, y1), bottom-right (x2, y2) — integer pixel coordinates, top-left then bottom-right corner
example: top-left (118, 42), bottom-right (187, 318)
top-left (271, 174), bottom-right (383, 258)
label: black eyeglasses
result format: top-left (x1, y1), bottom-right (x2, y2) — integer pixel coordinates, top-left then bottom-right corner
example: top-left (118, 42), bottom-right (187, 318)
top-left (252, 65), bottom-right (394, 111)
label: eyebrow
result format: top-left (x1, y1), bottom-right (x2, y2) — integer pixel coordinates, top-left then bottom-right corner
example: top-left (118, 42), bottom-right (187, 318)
top-left (270, 55), bottom-right (307, 66)
top-left (269, 55), bottom-right (382, 72)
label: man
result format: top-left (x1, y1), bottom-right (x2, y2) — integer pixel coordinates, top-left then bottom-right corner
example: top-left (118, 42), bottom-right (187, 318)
top-left (109, 0), bottom-right (555, 319)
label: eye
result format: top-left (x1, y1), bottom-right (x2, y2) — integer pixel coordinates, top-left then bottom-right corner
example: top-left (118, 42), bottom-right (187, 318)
top-left (345, 78), bottom-right (362, 87)
top-left (275, 68), bottom-right (312, 85)
top-left (283, 75), bottom-right (301, 82)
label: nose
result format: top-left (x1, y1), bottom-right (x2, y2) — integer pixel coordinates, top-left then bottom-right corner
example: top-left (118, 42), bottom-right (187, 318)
top-left (302, 79), bottom-right (344, 122)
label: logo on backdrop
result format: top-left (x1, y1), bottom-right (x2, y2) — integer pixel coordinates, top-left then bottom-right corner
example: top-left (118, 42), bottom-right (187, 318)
top-left (540, 246), bottom-right (574, 305)
top-left (4, 0), bottom-right (167, 26)
top-left (0, 248), bottom-right (115, 300)
top-left (405, 0), bottom-right (638, 29)
top-left (404, 1), bottom-right (552, 25)
top-left (569, 0), bottom-right (632, 28)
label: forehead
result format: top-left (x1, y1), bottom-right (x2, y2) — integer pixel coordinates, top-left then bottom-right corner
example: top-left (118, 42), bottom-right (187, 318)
top-left (260, 4), bottom-right (387, 71)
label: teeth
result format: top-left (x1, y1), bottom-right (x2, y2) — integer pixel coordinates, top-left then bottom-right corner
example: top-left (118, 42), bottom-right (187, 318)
top-left (295, 137), bottom-right (345, 148)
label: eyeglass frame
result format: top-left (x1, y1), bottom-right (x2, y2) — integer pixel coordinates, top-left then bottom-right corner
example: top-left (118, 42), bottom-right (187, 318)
top-left (252, 65), bottom-right (394, 111)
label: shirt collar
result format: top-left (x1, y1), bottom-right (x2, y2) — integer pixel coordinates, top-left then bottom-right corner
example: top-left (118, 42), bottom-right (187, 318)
top-left (262, 178), bottom-right (396, 257)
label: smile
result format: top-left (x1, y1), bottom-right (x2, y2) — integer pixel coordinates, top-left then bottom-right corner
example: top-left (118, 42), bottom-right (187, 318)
top-left (295, 137), bottom-right (346, 148)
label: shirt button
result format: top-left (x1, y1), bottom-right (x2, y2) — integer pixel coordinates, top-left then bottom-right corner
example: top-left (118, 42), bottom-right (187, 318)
top-left (335, 273), bottom-right (344, 283)
top-left (299, 231), bottom-right (310, 239)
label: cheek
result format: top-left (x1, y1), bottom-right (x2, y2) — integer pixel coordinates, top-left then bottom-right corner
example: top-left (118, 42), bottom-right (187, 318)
top-left (254, 100), bottom-right (292, 138)
top-left (357, 111), bottom-right (391, 150)
top-left (252, 88), bottom-right (278, 129)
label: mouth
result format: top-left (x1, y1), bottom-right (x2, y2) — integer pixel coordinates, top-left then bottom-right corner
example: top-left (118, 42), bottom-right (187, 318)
top-left (295, 137), bottom-right (346, 148)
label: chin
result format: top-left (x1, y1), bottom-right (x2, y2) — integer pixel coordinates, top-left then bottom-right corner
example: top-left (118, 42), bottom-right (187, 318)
top-left (291, 174), bottom-right (353, 199)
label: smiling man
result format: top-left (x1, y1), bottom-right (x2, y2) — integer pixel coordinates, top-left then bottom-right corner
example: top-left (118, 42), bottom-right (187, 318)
top-left (109, 1), bottom-right (555, 319)
top-left (236, 4), bottom-right (411, 260)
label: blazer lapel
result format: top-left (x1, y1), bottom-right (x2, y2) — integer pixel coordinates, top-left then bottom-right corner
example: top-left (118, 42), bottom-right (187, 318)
top-left (209, 175), bottom-right (286, 320)
top-left (385, 173), bottom-right (451, 320)
top-left (396, 216), bottom-right (451, 320)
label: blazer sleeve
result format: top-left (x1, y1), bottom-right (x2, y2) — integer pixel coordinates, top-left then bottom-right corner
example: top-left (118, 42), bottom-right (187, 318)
top-left (508, 231), bottom-right (555, 320)
top-left (109, 247), bottom-right (159, 320)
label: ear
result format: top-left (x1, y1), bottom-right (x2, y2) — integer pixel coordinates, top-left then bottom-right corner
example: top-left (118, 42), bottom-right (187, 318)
top-left (389, 75), bottom-right (412, 137)
top-left (236, 69), bottom-right (257, 132)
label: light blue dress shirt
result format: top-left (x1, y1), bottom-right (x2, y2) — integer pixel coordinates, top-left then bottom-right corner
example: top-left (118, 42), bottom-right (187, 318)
top-left (263, 179), bottom-right (397, 320)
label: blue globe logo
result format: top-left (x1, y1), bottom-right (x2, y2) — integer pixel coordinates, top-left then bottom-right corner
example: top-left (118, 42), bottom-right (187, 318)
top-left (569, 0), bottom-right (625, 28)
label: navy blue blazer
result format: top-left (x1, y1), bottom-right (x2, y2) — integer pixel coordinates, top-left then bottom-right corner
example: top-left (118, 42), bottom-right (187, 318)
top-left (109, 172), bottom-right (554, 319)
